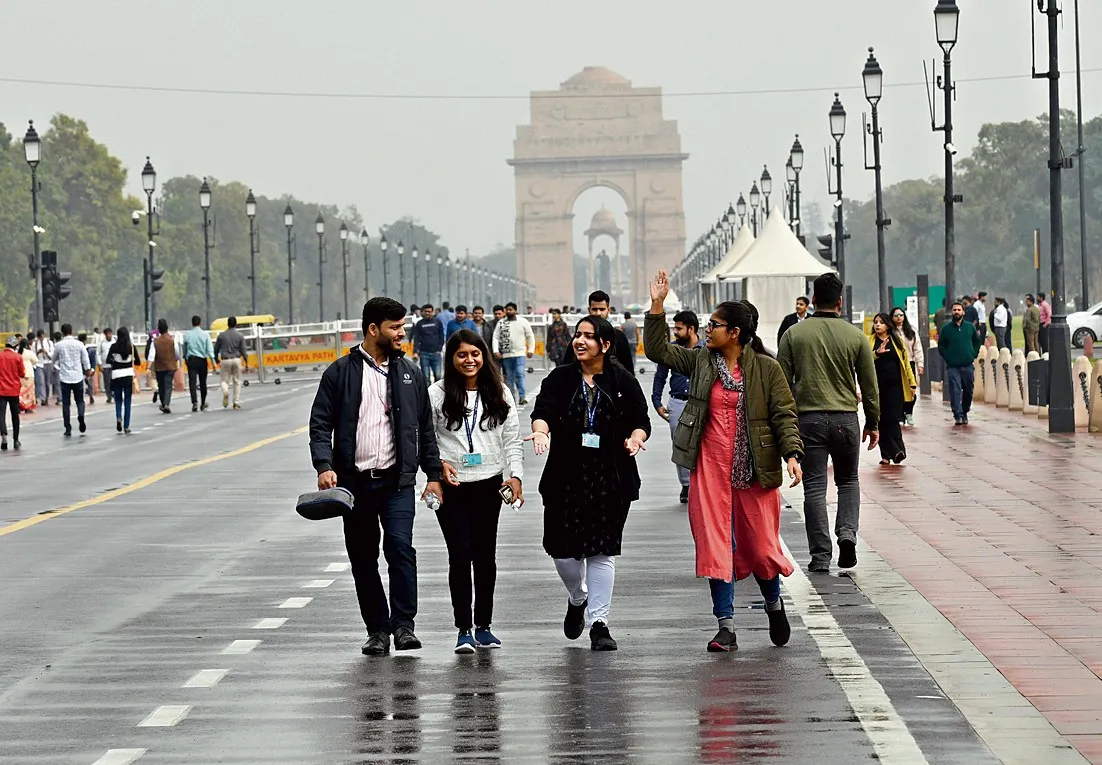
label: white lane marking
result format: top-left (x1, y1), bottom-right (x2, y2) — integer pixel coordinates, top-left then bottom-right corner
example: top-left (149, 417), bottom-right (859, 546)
top-left (182, 669), bottom-right (229, 688)
top-left (303, 579), bottom-right (334, 588)
top-left (252, 617), bottom-right (287, 629)
top-left (91, 750), bottom-right (146, 765)
top-left (222, 639), bottom-right (261, 654)
top-left (325, 562), bottom-right (350, 572)
top-left (279, 597), bottom-right (313, 608)
top-left (780, 536), bottom-right (928, 764)
top-left (137, 705), bottom-right (191, 727)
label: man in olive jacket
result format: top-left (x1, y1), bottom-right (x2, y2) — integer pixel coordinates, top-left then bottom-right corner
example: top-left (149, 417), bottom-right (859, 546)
top-left (938, 300), bottom-right (983, 426)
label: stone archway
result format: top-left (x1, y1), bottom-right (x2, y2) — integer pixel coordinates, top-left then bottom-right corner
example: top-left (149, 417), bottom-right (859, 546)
top-left (508, 66), bottom-right (688, 307)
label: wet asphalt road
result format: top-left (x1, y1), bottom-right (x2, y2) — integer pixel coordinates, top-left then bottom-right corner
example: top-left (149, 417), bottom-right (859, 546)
top-left (0, 372), bottom-right (1001, 764)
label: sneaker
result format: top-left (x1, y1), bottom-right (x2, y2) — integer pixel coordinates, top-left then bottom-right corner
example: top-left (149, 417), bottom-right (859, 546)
top-left (163, 407), bottom-right (171, 414)
top-left (807, 560), bottom-right (831, 573)
top-left (518, 398), bottom-right (528, 406)
top-left (589, 621), bottom-right (618, 651)
top-left (192, 404), bottom-right (199, 413)
top-left (362, 631), bottom-right (390, 656)
top-left (564, 599), bottom-right (587, 640)
top-left (679, 486), bottom-right (689, 503)
top-left (63, 427), bottom-right (72, 437)
top-left (152, 391), bottom-right (159, 403)
top-left (12, 439), bottom-right (19, 450)
top-left (124, 428), bottom-right (131, 434)
top-left (474, 627), bottom-right (502, 649)
top-left (1, 439), bottom-right (6, 451)
top-left (232, 403), bottom-right (242, 410)
top-left (454, 630), bottom-right (477, 654)
top-left (962, 415), bottom-right (969, 425)
top-left (904, 413), bottom-right (915, 426)
top-left (78, 417), bottom-right (86, 434)
top-left (116, 419), bottom-right (122, 433)
top-left (766, 601), bottom-right (791, 646)
top-left (393, 626), bottom-right (422, 651)
top-left (707, 626), bottom-right (737, 653)
top-left (223, 392), bottom-right (230, 408)
top-left (838, 540), bottom-right (857, 569)
top-left (201, 402), bottom-right (209, 411)
top-left (893, 451), bottom-right (906, 464)
top-left (953, 418), bottom-right (963, 426)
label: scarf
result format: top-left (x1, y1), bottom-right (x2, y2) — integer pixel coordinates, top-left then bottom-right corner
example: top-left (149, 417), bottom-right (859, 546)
top-left (713, 353), bottom-right (755, 489)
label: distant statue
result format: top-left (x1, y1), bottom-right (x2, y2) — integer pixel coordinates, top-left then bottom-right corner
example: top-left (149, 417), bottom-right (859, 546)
top-left (595, 250), bottom-right (612, 295)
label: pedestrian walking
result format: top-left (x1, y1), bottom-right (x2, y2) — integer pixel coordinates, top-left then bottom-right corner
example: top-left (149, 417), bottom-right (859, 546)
top-left (149, 319), bottom-right (180, 414)
top-left (32, 329), bottom-right (55, 406)
top-left (938, 301), bottom-right (983, 426)
top-left (777, 273), bottom-right (880, 573)
top-left (545, 308), bottom-right (572, 367)
top-left (646, 274), bottom-right (802, 652)
top-left (891, 307), bottom-right (924, 426)
top-left (97, 328), bottom-right (114, 403)
top-left (620, 311), bottom-right (639, 369)
top-left (428, 328), bottom-right (523, 654)
top-left (1, 336), bottom-right (25, 450)
top-left (526, 315), bottom-right (651, 651)
top-left (651, 310), bottom-right (705, 503)
top-left (411, 303), bottom-right (446, 383)
top-left (80, 333), bottom-right (97, 404)
top-left (438, 302), bottom-right (456, 331)
top-left (492, 302), bottom-right (535, 405)
top-left (107, 327), bottom-right (139, 434)
top-left (1038, 294), bottom-right (1052, 353)
top-left (18, 340), bottom-right (37, 414)
top-left (975, 292), bottom-right (989, 344)
top-left (777, 296), bottom-right (811, 344)
top-left (309, 297), bottom-right (444, 656)
top-left (870, 314), bottom-right (917, 465)
top-left (472, 306), bottom-right (495, 351)
top-left (991, 298), bottom-right (1009, 350)
top-left (445, 305), bottom-right (477, 339)
top-left (182, 315), bottom-right (215, 412)
top-left (1023, 295), bottom-right (1041, 354)
top-left (214, 316), bottom-right (249, 409)
top-left (51, 324), bottom-right (92, 437)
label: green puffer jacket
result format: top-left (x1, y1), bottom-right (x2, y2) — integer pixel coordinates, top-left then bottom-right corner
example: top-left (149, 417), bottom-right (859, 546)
top-left (643, 312), bottom-right (803, 489)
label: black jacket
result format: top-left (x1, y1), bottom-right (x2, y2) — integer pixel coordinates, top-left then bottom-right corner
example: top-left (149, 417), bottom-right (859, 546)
top-left (559, 329), bottom-right (636, 375)
top-left (309, 347), bottom-right (443, 487)
top-left (777, 312), bottom-right (803, 344)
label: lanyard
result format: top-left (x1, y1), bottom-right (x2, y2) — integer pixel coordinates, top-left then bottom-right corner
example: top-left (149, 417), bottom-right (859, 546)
top-left (363, 354), bottom-right (390, 412)
top-left (582, 382), bottom-right (598, 433)
top-left (364, 357), bottom-right (388, 378)
top-left (463, 392), bottom-right (480, 452)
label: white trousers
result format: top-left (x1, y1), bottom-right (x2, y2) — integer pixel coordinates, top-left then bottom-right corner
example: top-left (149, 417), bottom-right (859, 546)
top-left (554, 555), bottom-right (616, 625)
top-left (220, 358), bottom-right (243, 404)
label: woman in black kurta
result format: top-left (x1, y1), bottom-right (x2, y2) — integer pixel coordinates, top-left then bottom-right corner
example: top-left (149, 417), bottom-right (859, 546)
top-left (870, 313), bottom-right (916, 465)
top-left (528, 316), bottom-right (651, 651)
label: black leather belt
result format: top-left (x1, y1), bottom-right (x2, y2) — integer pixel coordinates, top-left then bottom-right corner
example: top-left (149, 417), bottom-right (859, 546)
top-left (669, 393), bottom-right (689, 400)
top-left (360, 466), bottom-right (398, 479)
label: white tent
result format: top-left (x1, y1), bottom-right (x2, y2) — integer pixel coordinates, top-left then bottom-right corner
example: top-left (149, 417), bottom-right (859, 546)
top-left (723, 207), bottom-right (835, 348)
top-left (696, 225), bottom-right (755, 308)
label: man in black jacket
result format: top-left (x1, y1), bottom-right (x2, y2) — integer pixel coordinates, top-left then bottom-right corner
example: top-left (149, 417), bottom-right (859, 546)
top-left (310, 297), bottom-right (444, 656)
top-left (558, 290), bottom-right (635, 374)
top-left (777, 296), bottom-right (810, 345)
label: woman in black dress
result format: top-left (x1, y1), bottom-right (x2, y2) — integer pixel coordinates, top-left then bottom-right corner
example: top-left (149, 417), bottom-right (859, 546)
top-left (526, 316), bottom-right (651, 651)
top-left (869, 313), bottom-right (917, 465)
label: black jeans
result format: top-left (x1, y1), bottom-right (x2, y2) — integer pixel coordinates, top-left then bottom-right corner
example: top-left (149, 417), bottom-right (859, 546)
top-left (798, 412), bottom-right (862, 565)
top-left (61, 381), bottom-right (86, 430)
top-left (186, 357), bottom-right (208, 406)
top-left (0, 396), bottom-right (18, 441)
top-left (341, 470), bottom-right (417, 634)
top-left (437, 475), bottom-right (504, 630)
top-left (155, 369), bottom-right (175, 408)
top-left (878, 381), bottom-right (906, 461)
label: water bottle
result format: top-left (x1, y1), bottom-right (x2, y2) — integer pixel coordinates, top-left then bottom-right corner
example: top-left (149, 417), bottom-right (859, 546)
top-left (425, 493), bottom-right (441, 511)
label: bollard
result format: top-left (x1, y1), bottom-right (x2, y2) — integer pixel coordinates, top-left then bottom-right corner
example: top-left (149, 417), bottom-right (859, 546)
top-left (985, 348), bottom-right (999, 404)
top-left (974, 346), bottom-right (987, 402)
top-left (1009, 349), bottom-right (1025, 411)
top-left (1074, 356), bottom-right (1092, 429)
top-left (1090, 360), bottom-right (1102, 433)
top-left (1039, 352), bottom-right (1050, 418)
top-left (995, 348), bottom-right (1011, 408)
top-left (1024, 351), bottom-right (1041, 414)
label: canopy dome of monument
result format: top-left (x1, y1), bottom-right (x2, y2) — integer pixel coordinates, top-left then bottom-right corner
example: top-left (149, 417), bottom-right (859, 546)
top-left (562, 66), bottom-right (631, 90)
top-left (701, 225), bottom-right (755, 284)
top-left (586, 206), bottom-right (623, 236)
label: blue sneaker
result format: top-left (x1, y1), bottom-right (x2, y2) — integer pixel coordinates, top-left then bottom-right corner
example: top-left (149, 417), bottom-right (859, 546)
top-left (474, 627), bottom-right (501, 649)
top-left (454, 630), bottom-right (476, 654)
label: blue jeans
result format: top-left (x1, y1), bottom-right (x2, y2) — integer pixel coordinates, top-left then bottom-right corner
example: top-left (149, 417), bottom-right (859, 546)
top-left (946, 364), bottom-right (974, 420)
top-left (707, 517), bottom-right (781, 618)
top-left (419, 351), bottom-right (443, 384)
top-left (502, 356), bottom-right (527, 401)
top-left (112, 379), bottom-right (133, 429)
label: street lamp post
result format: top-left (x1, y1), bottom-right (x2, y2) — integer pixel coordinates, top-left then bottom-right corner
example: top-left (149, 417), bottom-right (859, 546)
top-left (360, 228), bottom-right (371, 302)
top-left (23, 121), bottom-right (44, 331)
top-left (425, 249), bottom-right (432, 306)
top-left (760, 166), bottom-right (773, 216)
top-left (315, 214), bottom-right (325, 322)
top-left (933, 0), bottom-right (960, 311)
top-left (790, 135), bottom-right (805, 238)
top-left (436, 255), bottom-right (444, 306)
top-left (200, 179), bottom-right (213, 323)
top-left (246, 190), bottom-right (258, 315)
top-left (412, 243), bottom-right (420, 307)
top-left (749, 183), bottom-right (761, 235)
top-left (863, 47), bottom-right (891, 313)
top-left (397, 240), bottom-right (406, 305)
top-left (736, 194), bottom-right (747, 228)
top-left (828, 93), bottom-right (849, 320)
top-left (284, 205), bottom-right (295, 324)
top-left (339, 222), bottom-right (349, 320)
top-left (142, 157), bottom-right (158, 327)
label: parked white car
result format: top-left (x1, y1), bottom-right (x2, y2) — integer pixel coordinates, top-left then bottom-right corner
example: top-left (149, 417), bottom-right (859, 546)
top-left (1068, 301), bottom-right (1102, 348)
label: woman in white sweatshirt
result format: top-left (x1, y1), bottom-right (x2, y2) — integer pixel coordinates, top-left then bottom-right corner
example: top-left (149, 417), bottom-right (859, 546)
top-left (892, 307), bottom-right (924, 426)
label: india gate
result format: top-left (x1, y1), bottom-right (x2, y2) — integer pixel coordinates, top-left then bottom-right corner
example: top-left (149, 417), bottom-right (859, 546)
top-left (508, 66), bottom-right (688, 307)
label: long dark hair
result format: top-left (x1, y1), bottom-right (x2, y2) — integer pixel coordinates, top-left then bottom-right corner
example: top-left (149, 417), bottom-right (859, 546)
top-left (574, 316), bottom-right (618, 366)
top-left (109, 326), bottom-right (135, 360)
top-left (872, 312), bottom-right (902, 346)
top-left (441, 328), bottom-right (510, 431)
top-left (890, 305), bottom-right (916, 341)
top-left (713, 300), bottom-right (772, 358)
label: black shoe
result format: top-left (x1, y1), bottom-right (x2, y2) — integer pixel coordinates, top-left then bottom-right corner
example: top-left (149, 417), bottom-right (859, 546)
top-left (807, 560), bottom-right (831, 573)
top-left (89, 396), bottom-right (94, 404)
top-left (564, 599), bottom-right (587, 640)
top-left (679, 486), bottom-right (689, 503)
top-left (192, 404), bottom-right (199, 413)
top-left (589, 621), bottom-right (617, 651)
top-left (200, 402), bottom-right (209, 411)
top-left (707, 626), bottom-right (737, 652)
top-left (893, 451), bottom-right (906, 464)
top-left (838, 540), bottom-right (857, 569)
top-left (393, 627), bottom-right (422, 651)
top-left (962, 415), bottom-right (969, 425)
top-left (953, 418), bottom-right (963, 426)
top-left (152, 391), bottom-right (159, 403)
top-left (518, 398), bottom-right (528, 406)
top-left (767, 601), bottom-right (791, 646)
top-left (1, 440), bottom-right (6, 451)
top-left (63, 427), bottom-right (72, 437)
top-left (78, 417), bottom-right (86, 434)
top-left (361, 631), bottom-right (390, 656)
top-left (12, 440), bottom-right (19, 450)
top-left (117, 419), bottom-right (123, 433)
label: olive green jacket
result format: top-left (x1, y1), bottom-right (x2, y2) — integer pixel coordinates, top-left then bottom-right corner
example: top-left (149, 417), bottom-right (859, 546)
top-left (643, 312), bottom-right (803, 489)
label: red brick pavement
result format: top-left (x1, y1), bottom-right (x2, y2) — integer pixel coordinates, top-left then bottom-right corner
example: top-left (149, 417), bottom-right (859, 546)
top-left (858, 397), bottom-right (1102, 762)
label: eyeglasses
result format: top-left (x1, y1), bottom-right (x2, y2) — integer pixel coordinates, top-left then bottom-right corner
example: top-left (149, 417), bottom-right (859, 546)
top-left (706, 320), bottom-right (729, 331)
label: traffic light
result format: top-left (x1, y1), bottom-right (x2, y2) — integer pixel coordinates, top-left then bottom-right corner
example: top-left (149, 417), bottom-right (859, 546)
top-left (40, 251), bottom-right (71, 324)
top-left (816, 234), bottom-right (835, 267)
top-left (149, 267), bottom-right (165, 294)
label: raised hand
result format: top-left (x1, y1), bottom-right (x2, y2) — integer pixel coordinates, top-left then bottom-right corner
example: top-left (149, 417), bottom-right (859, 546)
top-left (650, 269), bottom-right (670, 307)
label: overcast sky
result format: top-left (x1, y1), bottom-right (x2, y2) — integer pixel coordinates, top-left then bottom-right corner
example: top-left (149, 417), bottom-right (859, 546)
top-left (2, 0), bottom-right (1099, 260)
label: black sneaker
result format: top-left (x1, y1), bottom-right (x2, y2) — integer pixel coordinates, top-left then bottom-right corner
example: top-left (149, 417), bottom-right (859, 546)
top-left (518, 398), bottom-right (528, 406)
top-left (393, 626), bottom-right (422, 651)
top-left (838, 540), bottom-right (857, 569)
top-left (12, 440), bottom-right (19, 450)
top-left (767, 601), bottom-right (791, 646)
top-left (116, 419), bottom-right (123, 433)
top-left (1, 440), bottom-right (6, 451)
top-left (707, 627), bottom-right (737, 653)
top-left (361, 631), bottom-right (390, 656)
top-left (953, 418), bottom-right (963, 426)
top-left (200, 402), bottom-right (209, 411)
top-left (63, 427), bottom-right (72, 437)
top-left (679, 486), bottom-right (689, 503)
top-left (564, 599), bottom-right (587, 640)
top-left (807, 560), bottom-right (831, 573)
top-left (192, 404), bottom-right (199, 413)
top-left (78, 417), bottom-right (86, 434)
top-left (962, 415), bottom-right (969, 425)
top-left (589, 621), bottom-right (617, 651)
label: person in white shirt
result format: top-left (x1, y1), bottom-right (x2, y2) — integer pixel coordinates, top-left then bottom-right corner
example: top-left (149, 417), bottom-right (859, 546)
top-left (491, 302), bottom-right (535, 405)
top-left (51, 323), bottom-right (92, 436)
top-left (97, 328), bottom-right (115, 403)
top-left (974, 292), bottom-right (989, 343)
top-left (32, 330), bottom-right (55, 405)
top-left (429, 327), bottom-right (523, 654)
top-left (992, 297), bottom-right (1009, 350)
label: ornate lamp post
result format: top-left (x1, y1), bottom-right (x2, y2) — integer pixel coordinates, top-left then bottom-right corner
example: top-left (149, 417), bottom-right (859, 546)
top-left (200, 179), bottom-right (213, 322)
top-left (933, 0), bottom-right (960, 309)
top-left (381, 235), bottom-right (389, 297)
top-left (315, 213), bottom-right (326, 322)
top-left (760, 166), bottom-right (773, 216)
top-left (437, 254), bottom-right (444, 305)
top-left (22, 121), bottom-right (44, 330)
top-left (141, 157), bottom-right (158, 326)
top-left (284, 205), bottom-right (295, 324)
top-left (828, 93), bottom-right (848, 318)
top-left (863, 47), bottom-right (891, 313)
top-left (411, 242), bottom-right (420, 306)
top-left (397, 240), bottom-right (405, 305)
top-left (736, 194), bottom-right (748, 228)
top-left (749, 182), bottom-right (761, 235)
top-left (790, 135), bottom-right (805, 238)
top-left (339, 222), bottom-right (349, 320)
top-left (246, 189), bottom-right (258, 315)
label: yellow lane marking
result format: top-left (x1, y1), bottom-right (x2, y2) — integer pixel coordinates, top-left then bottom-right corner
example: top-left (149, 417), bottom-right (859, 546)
top-left (0, 426), bottom-right (307, 539)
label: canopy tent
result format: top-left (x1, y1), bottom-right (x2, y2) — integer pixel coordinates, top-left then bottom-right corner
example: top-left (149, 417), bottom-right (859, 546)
top-left (723, 207), bottom-right (834, 349)
top-left (697, 225), bottom-right (755, 309)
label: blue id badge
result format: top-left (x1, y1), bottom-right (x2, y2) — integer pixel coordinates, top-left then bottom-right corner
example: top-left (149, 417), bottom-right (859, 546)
top-left (581, 433), bottom-right (601, 448)
top-left (461, 453), bottom-right (483, 467)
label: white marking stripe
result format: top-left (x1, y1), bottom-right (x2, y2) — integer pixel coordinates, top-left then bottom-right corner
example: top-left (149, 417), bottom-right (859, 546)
top-left (222, 639), bottom-right (260, 654)
top-left (182, 669), bottom-right (229, 688)
top-left (252, 618), bottom-right (287, 629)
top-left (303, 579), bottom-right (334, 588)
top-left (325, 562), bottom-right (350, 572)
top-left (91, 750), bottom-right (146, 765)
top-left (279, 597), bottom-right (313, 609)
top-left (137, 705), bottom-right (191, 727)
top-left (781, 537), bottom-right (928, 764)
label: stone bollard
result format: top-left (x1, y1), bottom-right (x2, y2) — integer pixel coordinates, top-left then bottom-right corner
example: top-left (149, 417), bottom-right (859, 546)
top-left (1090, 360), bottom-right (1102, 434)
top-left (1024, 351), bottom-right (1040, 415)
top-left (1009, 349), bottom-right (1026, 411)
top-left (995, 348), bottom-right (1012, 407)
top-left (1039, 352), bottom-right (1050, 419)
top-left (974, 346), bottom-right (987, 402)
top-left (986, 349), bottom-right (999, 404)
top-left (1074, 355), bottom-right (1092, 429)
